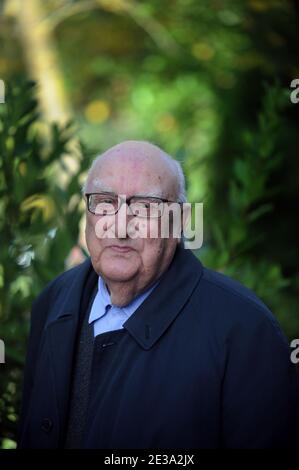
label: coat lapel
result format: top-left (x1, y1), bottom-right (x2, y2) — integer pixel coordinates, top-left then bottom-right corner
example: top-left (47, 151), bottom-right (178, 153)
top-left (124, 245), bottom-right (203, 350)
top-left (43, 259), bottom-right (95, 441)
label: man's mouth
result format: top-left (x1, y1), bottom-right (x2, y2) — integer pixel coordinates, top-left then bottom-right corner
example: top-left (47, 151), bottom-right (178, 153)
top-left (108, 245), bottom-right (134, 253)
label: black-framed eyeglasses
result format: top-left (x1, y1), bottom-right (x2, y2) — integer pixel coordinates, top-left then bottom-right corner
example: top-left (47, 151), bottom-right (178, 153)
top-left (85, 192), bottom-right (181, 219)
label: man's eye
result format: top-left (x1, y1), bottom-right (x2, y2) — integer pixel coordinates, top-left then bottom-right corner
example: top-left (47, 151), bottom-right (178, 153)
top-left (137, 199), bottom-right (158, 207)
top-left (139, 201), bottom-right (151, 208)
top-left (102, 198), bottom-right (115, 204)
top-left (96, 197), bottom-right (115, 205)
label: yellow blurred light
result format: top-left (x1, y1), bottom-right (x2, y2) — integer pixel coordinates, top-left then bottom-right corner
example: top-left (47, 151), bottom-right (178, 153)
top-left (155, 114), bottom-right (177, 133)
top-left (5, 137), bottom-right (14, 151)
top-left (98, 0), bottom-right (124, 12)
top-left (192, 42), bottom-right (215, 61)
top-left (234, 53), bottom-right (262, 70)
top-left (85, 100), bottom-right (111, 124)
top-left (21, 194), bottom-right (55, 222)
top-left (19, 162), bottom-right (27, 176)
top-left (0, 58), bottom-right (8, 73)
top-left (214, 72), bottom-right (236, 89)
top-left (249, 0), bottom-right (269, 12)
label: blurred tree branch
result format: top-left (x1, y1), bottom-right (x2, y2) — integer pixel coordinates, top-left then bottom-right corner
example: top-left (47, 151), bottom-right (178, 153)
top-left (40, 0), bottom-right (181, 56)
top-left (4, 0), bottom-right (71, 123)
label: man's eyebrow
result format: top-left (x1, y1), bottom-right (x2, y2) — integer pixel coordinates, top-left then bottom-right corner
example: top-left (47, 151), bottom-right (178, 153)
top-left (88, 180), bottom-right (164, 198)
top-left (90, 180), bottom-right (115, 193)
top-left (132, 191), bottom-right (163, 198)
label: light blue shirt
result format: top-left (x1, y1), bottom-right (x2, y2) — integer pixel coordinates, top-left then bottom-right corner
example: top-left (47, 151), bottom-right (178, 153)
top-left (89, 276), bottom-right (158, 337)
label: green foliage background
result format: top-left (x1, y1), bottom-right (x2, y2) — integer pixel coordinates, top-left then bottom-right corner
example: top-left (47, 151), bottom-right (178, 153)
top-left (0, 0), bottom-right (299, 447)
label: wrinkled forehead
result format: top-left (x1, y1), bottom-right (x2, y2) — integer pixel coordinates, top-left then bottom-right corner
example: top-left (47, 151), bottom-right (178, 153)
top-left (86, 153), bottom-right (177, 198)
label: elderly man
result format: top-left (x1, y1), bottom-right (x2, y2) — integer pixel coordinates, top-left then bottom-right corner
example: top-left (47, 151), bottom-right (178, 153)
top-left (18, 140), bottom-right (299, 449)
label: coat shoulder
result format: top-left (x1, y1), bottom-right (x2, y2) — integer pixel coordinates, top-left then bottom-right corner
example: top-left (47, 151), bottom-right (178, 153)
top-left (202, 267), bottom-right (269, 311)
top-left (196, 265), bottom-right (281, 332)
top-left (33, 258), bottom-right (91, 306)
top-left (30, 258), bottom-right (92, 333)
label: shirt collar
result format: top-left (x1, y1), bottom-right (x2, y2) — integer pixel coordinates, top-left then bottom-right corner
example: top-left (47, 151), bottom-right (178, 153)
top-left (89, 275), bottom-right (158, 324)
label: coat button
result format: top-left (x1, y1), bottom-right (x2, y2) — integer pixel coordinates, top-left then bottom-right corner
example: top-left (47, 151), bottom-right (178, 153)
top-left (41, 418), bottom-right (53, 433)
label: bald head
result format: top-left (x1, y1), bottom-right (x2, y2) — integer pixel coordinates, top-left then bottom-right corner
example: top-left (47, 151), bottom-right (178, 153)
top-left (84, 140), bottom-right (186, 202)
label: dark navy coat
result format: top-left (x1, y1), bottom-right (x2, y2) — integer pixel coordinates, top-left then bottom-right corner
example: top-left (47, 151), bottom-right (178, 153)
top-left (18, 245), bottom-right (299, 448)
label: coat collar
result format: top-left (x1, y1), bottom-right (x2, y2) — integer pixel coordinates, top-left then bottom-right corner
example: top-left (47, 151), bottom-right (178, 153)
top-left (123, 244), bottom-right (203, 349)
top-left (45, 258), bottom-right (96, 327)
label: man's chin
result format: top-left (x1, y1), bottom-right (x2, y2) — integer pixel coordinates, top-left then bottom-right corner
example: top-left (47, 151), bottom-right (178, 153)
top-left (99, 259), bottom-right (139, 282)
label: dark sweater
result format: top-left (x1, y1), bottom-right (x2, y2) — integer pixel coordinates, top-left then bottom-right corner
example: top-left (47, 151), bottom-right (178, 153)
top-left (64, 270), bottom-right (128, 448)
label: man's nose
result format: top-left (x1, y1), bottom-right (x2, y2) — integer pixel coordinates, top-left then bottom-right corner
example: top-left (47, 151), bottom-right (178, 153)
top-left (114, 203), bottom-right (135, 238)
